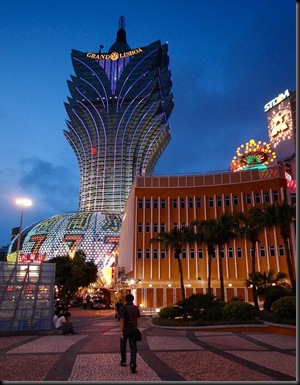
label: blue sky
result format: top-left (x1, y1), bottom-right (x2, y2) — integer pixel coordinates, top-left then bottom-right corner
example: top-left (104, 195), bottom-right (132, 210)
top-left (0, 0), bottom-right (296, 247)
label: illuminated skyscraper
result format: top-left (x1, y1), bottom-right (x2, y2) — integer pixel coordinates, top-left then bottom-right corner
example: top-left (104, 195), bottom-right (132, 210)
top-left (7, 17), bottom-right (174, 275)
top-left (64, 16), bottom-right (174, 213)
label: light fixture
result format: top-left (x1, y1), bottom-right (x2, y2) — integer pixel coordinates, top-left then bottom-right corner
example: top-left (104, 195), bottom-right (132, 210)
top-left (15, 198), bottom-right (32, 264)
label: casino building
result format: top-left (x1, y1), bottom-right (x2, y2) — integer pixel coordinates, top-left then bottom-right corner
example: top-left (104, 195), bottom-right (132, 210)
top-left (7, 18), bottom-right (296, 305)
top-left (7, 16), bottom-right (174, 275)
top-left (118, 89), bottom-right (296, 308)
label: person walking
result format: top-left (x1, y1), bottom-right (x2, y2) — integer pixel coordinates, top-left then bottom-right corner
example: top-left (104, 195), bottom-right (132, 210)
top-left (115, 299), bottom-right (123, 320)
top-left (119, 293), bottom-right (140, 374)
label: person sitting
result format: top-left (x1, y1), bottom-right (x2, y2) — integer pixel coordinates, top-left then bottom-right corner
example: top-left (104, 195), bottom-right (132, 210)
top-left (53, 309), bottom-right (61, 328)
top-left (55, 311), bottom-right (77, 335)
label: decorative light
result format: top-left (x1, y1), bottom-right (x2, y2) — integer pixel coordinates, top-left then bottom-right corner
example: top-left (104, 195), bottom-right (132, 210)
top-left (230, 139), bottom-right (276, 172)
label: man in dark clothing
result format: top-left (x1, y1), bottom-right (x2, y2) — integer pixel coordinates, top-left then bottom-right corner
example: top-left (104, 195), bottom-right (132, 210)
top-left (115, 299), bottom-right (123, 320)
top-left (119, 293), bottom-right (140, 374)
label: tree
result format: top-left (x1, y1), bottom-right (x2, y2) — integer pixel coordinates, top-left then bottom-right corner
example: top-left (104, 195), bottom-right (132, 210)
top-left (245, 270), bottom-right (291, 311)
top-left (213, 213), bottom-right (237, 301)
top-left (235, 207), bottom-right (268, 310)
top-left (45, 250), bottom-right (98, 298)
top-left (263, 200), bottom-right (296, 291)
top-left (192, 213), bottom-right (236, 301)
top-left (191, 219), bottom-right (216, 295)
top-left (150, 227), bottom-right (194, 302)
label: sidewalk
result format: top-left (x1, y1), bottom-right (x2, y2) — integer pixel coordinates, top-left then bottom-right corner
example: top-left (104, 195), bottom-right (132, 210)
top-left (0, 309), bottom-right (297, 382)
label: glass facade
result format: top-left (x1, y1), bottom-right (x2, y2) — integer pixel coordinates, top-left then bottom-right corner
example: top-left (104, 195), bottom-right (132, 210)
top-left (0, 262), bottom-right (55, 331)
top-left (64, 24), bottom-right (174, 212)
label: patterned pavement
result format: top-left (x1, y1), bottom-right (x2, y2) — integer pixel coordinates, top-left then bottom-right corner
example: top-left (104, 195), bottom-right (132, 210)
top-left (0, 309), bottom-right (297, 383)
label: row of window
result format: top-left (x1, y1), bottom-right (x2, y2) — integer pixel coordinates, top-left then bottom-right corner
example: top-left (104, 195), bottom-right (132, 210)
top-left (137, 191), bottom-right (279, 209)
top-left (137, 245), bottom-right (285, 259)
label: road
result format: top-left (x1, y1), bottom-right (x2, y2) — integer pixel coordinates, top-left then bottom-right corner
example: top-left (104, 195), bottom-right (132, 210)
top-left (0, 307), bottom-right (296, 382)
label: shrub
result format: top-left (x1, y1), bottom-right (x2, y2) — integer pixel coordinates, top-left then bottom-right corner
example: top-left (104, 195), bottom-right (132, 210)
top-left (204, 303), bottom-right (224, 321)
top-left (158, 306), bottom-right (183, 319)
top-left (180, 293), bottom-right (222, 319)
top-left (259, 285), bottom-right (292, 311)
top-left (222, 301), bottom-right (257, 321)
top-left (271, 296), bottom-right (296, 318)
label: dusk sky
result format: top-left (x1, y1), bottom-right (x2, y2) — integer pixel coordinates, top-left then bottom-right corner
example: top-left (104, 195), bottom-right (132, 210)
top-left (0, 0), bottom-right (296, 247)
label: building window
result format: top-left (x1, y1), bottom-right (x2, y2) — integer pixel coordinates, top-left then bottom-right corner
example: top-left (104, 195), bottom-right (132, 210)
top-left (246, 194), bottom-right (251, 204)
top-left (138, 223), bottom-right (142, 232)
top-left (153, 223), bottom-right (158, 232)
top-left (260, 246), bottom-right (265, 257)
top-left (172, 199), bottom-right (177, 208)
top-left (182, 249), bottom-right (186, 259)
top-left (180, 199), bottom-right (185, 208)
top-left (146, 199), bottom-right (151, 208)
top-left (145, 249), bottom-right (150, 259)
top-left (137, 249), bottom-right (142, 259)
top-left (190, 249), bottom-right (195, 259)
top-left (138, 199), bottom-right (143, 209)
top-left (270, 245), bottom-right (275, 256)
top-left (173, 222), bottom-right (178, 229)
top-left (273, 190), bottom-right (279, 201)
top-left (153, 249), bottom-right (158, 259)
top-left (160, 223), bottom-right (165, 233)
top-left (145, 223), bottom-right (150, 232)
top-left (161, 250), bottom-right (166, 259)
top-left (233, 195), bottom-right (238, 205)
top-left (279, 245), bottom-right (284, 256)
top-left (220, 248), bottom-right (224, 259)
top-left (264, 192), bottom-right (270, 203)
top-left (250, 247), bottom-right (254, 257)
top-left (217, 197), bottom-right (222, 207)
top-left (181, 222), bottom-right (186, 228)
top-left (198, 249), bottom-right (203, 259)
top-left (211, 250), bottom-right (216, 259)
top-left (196, 198), bottom-right (201, 208)
top-left (228, 248), bottom-right (233, 258)
top-left (237, 247), bottom-right (242, 258)
top-left (153, 199), bottom-right (158, 208)
top-left (161, 199), bottom-right (166, 208)
top-left (225, 196), bottom-right (230, 206)
top-left (189, 198), bottom-right (193, 208)
top-left (255, 193), bottom-right (261, 204)
top-left (209, 198), bottom-right (214, 207)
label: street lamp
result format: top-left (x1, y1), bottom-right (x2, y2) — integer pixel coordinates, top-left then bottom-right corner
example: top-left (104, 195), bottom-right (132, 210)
top-left (15, 198), bottom-right (32, 263)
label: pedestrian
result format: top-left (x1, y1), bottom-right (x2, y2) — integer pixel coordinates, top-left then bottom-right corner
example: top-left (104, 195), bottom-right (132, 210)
top-left (115, 299), bottom-right (123, 320)
top-left (55, 311), bottom-right (77, 335)
top-left (53, 309), bottom-right (61, 328)
top-left (119, 293), bottom-right (140, 374)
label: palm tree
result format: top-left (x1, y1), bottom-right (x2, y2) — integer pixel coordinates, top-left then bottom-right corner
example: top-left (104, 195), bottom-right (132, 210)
top-left (150, 227), bottom-right (194, 302)
top-left (191, 219), bottom-right (216, 295)
top-left (214, 213), bottom-right (237, 301)
top-left (245, 270), bottom-right (290, 311)
top-left (263, 200), bottom-right (296, 292)
top-left (192, 213), bottom-right (236, 301)
top-left (234, 207), bottom-right (267, 310)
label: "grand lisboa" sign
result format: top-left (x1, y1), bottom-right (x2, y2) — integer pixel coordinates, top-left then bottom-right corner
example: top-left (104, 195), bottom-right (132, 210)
top-left (86, 48), bottom-right (143, 61)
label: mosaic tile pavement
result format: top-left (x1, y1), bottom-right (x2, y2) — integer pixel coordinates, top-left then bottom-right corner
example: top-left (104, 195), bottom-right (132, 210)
top-left (0, 310), bottom-right (296, 382)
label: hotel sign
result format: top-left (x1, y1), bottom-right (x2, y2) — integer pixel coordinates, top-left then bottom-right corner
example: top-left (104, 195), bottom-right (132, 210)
top-left (86, 48), bottom-right (143, 61)
top-left (264, 89), bottom-right (290, 112)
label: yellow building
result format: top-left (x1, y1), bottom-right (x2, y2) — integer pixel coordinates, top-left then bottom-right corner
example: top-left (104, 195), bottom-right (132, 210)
top-left (118, 165), bottom-right (296, 310)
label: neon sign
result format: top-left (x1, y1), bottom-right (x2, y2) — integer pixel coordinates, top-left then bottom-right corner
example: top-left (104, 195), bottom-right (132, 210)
top-left (264, 89), bottom-right (290, 112)
top-left (230, 139), bottom-right (276, 172)
top-left (86, 48), bottom-right (143, 61)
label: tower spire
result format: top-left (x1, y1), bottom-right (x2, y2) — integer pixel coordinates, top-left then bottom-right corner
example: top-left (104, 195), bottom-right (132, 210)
top-left (119, 15), bottom-right (125, 30)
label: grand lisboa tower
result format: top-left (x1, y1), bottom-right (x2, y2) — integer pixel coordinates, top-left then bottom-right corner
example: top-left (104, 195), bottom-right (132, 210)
top-left (8, 16), bottom-right (174, 276)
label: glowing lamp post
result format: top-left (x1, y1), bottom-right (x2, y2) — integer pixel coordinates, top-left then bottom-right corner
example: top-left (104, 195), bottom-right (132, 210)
top-left (15, 198), bottom-right (32, 263)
